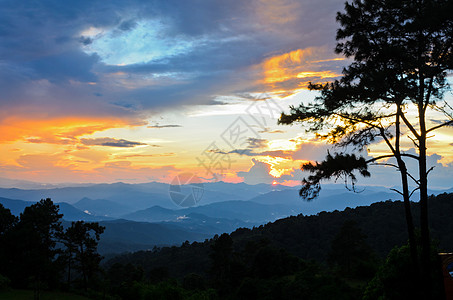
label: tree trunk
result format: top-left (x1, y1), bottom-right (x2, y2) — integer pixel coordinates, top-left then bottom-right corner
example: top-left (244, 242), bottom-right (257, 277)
top-left (418, 77), bottom-right (431, 298)
top-left (67, 254), bottom-right (72, 289)
top-left (399, 162), bottom-right (419, 271)
top-left (80, 245), bottom-right (88, 292)
top-left (419, 131), bottom-right (431, 297)
top-left (396, 106), bottom-right (420, 286)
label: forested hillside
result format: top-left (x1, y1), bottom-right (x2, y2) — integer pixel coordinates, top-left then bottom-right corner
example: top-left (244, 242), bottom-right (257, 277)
top-left (102, 194), bottom-right (452, 299)
top-left (2, 194), bottom-right (451, 299)
top-left (108, 193), bottom-right (453, 276)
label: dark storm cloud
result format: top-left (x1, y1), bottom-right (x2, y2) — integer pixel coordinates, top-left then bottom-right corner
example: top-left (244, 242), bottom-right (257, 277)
top-left (118, 20), bottom-right (138, 32)
top-left (147, 124), bottom-right (182, 128)
top-left (80, 137), bottom-right (147, 147)
top-left (0, 0), bottom-right (345, 123)
top-left (212, 148), bottom-right (292, 159)
top-left (258, 128), bottom-right (285, 134)
top-left (30, 51), bottom-right (99, 83)
top-left (246, 138), bottom-right (268, 149)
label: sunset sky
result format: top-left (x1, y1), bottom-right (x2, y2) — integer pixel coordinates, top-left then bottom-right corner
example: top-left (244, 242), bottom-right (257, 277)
top-left (1, 0), bottom-right (452, 188)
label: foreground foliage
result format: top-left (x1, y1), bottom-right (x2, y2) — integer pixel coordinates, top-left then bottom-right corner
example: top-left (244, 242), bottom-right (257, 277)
top-left (105, 193), bottom-right (453, 299)
top-left (2, 193), bottom-right (452, 299)
top-left (0, 289), bottom-right (91, 300)
top-left (0, 199), bottom-right (104, 298)
top-left (279, 0), bottom-right (453, 297)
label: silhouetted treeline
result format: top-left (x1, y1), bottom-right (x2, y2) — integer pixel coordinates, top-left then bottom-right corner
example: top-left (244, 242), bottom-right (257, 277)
top-left (105, 233), bottom-right (365, 299)
top-left (0, 198), bottom-right (104, 298)
top-left (2, 194), bottom-right (451, 299)
top-left (104, 193), bottom-right (453, 299)
top-left (107, 193), bottom-right (453, 276)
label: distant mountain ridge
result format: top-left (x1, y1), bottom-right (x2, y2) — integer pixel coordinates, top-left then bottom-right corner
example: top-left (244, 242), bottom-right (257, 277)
top-left (0, 181), bottom-right (448, 214)
top-left (73, 197), bottom-right (130, 218)
top-left (122, 200), bottom-right (298, 223)
top-left (97, 219), bottom-right (211, 254)
top-left (0, 197), bottom-right (112, 222)
top-left (0, 197), bottom-right (214, 254)
top-left (106, 192), bottom-right (453, 280)
top-left (2, 182), bottom-right (453, 256)
top-left (0, 181), bottom-right (295, 206)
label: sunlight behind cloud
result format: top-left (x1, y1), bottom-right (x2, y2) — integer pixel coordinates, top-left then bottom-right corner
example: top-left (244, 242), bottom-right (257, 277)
top-left (81, 20), bottom-right (199, 65)
top-left (261, 47), bottom-right (344, 92)
top-left (267, 139), bottom-right (299, 151)
top-left (296, 71), bottom-right (338, 79)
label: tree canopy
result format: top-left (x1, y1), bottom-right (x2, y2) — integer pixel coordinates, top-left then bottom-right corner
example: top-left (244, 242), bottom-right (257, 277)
top-left (0, 199), bottom-right (104, 298)
top-left (279, 0), bottom-right (453, 297)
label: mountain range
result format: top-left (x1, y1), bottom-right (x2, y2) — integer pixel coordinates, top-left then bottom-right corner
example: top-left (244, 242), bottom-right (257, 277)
top-left (1, 181), bottom-right (451, 255)
top-left (106, 192), bottom-right (453, 281)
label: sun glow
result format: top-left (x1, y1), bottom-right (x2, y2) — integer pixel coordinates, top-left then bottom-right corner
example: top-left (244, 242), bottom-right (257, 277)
top-left (296, 71), bottom-right (338, 79)
top-left (261, 47), bottom-right (342, 87)
top-left (267, 139), bottom-right (299, 151)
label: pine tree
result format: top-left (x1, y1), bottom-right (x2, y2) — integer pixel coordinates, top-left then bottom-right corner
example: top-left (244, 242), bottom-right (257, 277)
top-left (279, 0), bottom-right (453, 297)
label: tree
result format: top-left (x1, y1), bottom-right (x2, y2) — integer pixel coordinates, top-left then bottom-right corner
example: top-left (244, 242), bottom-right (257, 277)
top-left (0, 204), bottom-right (17, 237)
top-left (10, 199), bottom-right (63, 296)
top-left (0, 204), bottom-right (17, 286)
top-left (363, 242), bottom-right (444, 300)
top-left (279, 0), bottom-right (453, 297)
top-left (60, 220), bottom-right (105, 291)
top-left (209, 233), bottom-right (233, 293)
top-left (328, 220), bottom-right (377, 278)
top-left (107, 262), bottom-right (144, 298)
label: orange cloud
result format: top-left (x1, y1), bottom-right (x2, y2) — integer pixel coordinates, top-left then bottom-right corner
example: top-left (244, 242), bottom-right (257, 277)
top-left (261, 47), bottom-right (344, 91)
top-left (0, 148), bottom-right (181, 184)
top-left (296, 71), bottom-right (338, 79)
top-left (0, 116), bottom-right (133, 144)
top-left (70, 149), bottom-right (110, 163)
top-left (264, 48), bottom-right (310, 83)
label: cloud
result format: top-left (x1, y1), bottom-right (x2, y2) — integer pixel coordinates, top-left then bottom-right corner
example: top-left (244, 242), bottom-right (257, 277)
top-left (0, 151), bottom-right (180, 184)
top-left (0, 0), bottom-right (347, 126)
top-left (214, 138), bottom-right (330, 160)
top-left (0, 0), bottom-right (365, 185)
top-left (224, 148), bottom-right (293, 159)
top-left (258, 128), bottom-right (285, 134)
top-left (261, 47), bottom-right (344, 91)
top-left (246, 138), bottom-right (268, 149)
top-left (358, 149), bottom-right (453, 190)
top-left (237, 158), bottom-right (275, 185)
top-left (116, 153), bottom-right (175, 158)
top-left (237, 158), bottom-right (302, 185)
top-left (291, 141), bottom-right (336, 162)
top-left (30, 50), bottom-right (99, 83)
top-left (70, 149), bottom-right (110, 163)
top-left (147, 124), bottom-right (182, 129)
top-left (80, 137), bottom-right (147, 148)
top-left (0, 117), bottom-right (130, 144)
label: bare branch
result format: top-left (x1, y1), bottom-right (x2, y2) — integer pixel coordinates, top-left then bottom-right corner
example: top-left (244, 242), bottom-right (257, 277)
top-left (390, 188), bottom-right (404, 196)
top-left (366, 153), bottom-right (419, 164)
top-left (426, 120), bottom-right (453, 134)
top-left (407, 172), bottom-right (420, 185)
top-left (400, 111), bottom-right (421, 140)
top-left (424, 75), bottom-right (435, 113)
top-left (409, 187), bottom-right (420, 198)
top-left (408, 135), bottom-right (420, 148)
top-left (369, 162), bottom-right (400, 169)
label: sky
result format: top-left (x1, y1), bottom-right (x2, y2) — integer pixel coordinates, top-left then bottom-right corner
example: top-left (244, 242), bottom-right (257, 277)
top-left (1, 0), bottom-right (452, 189)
